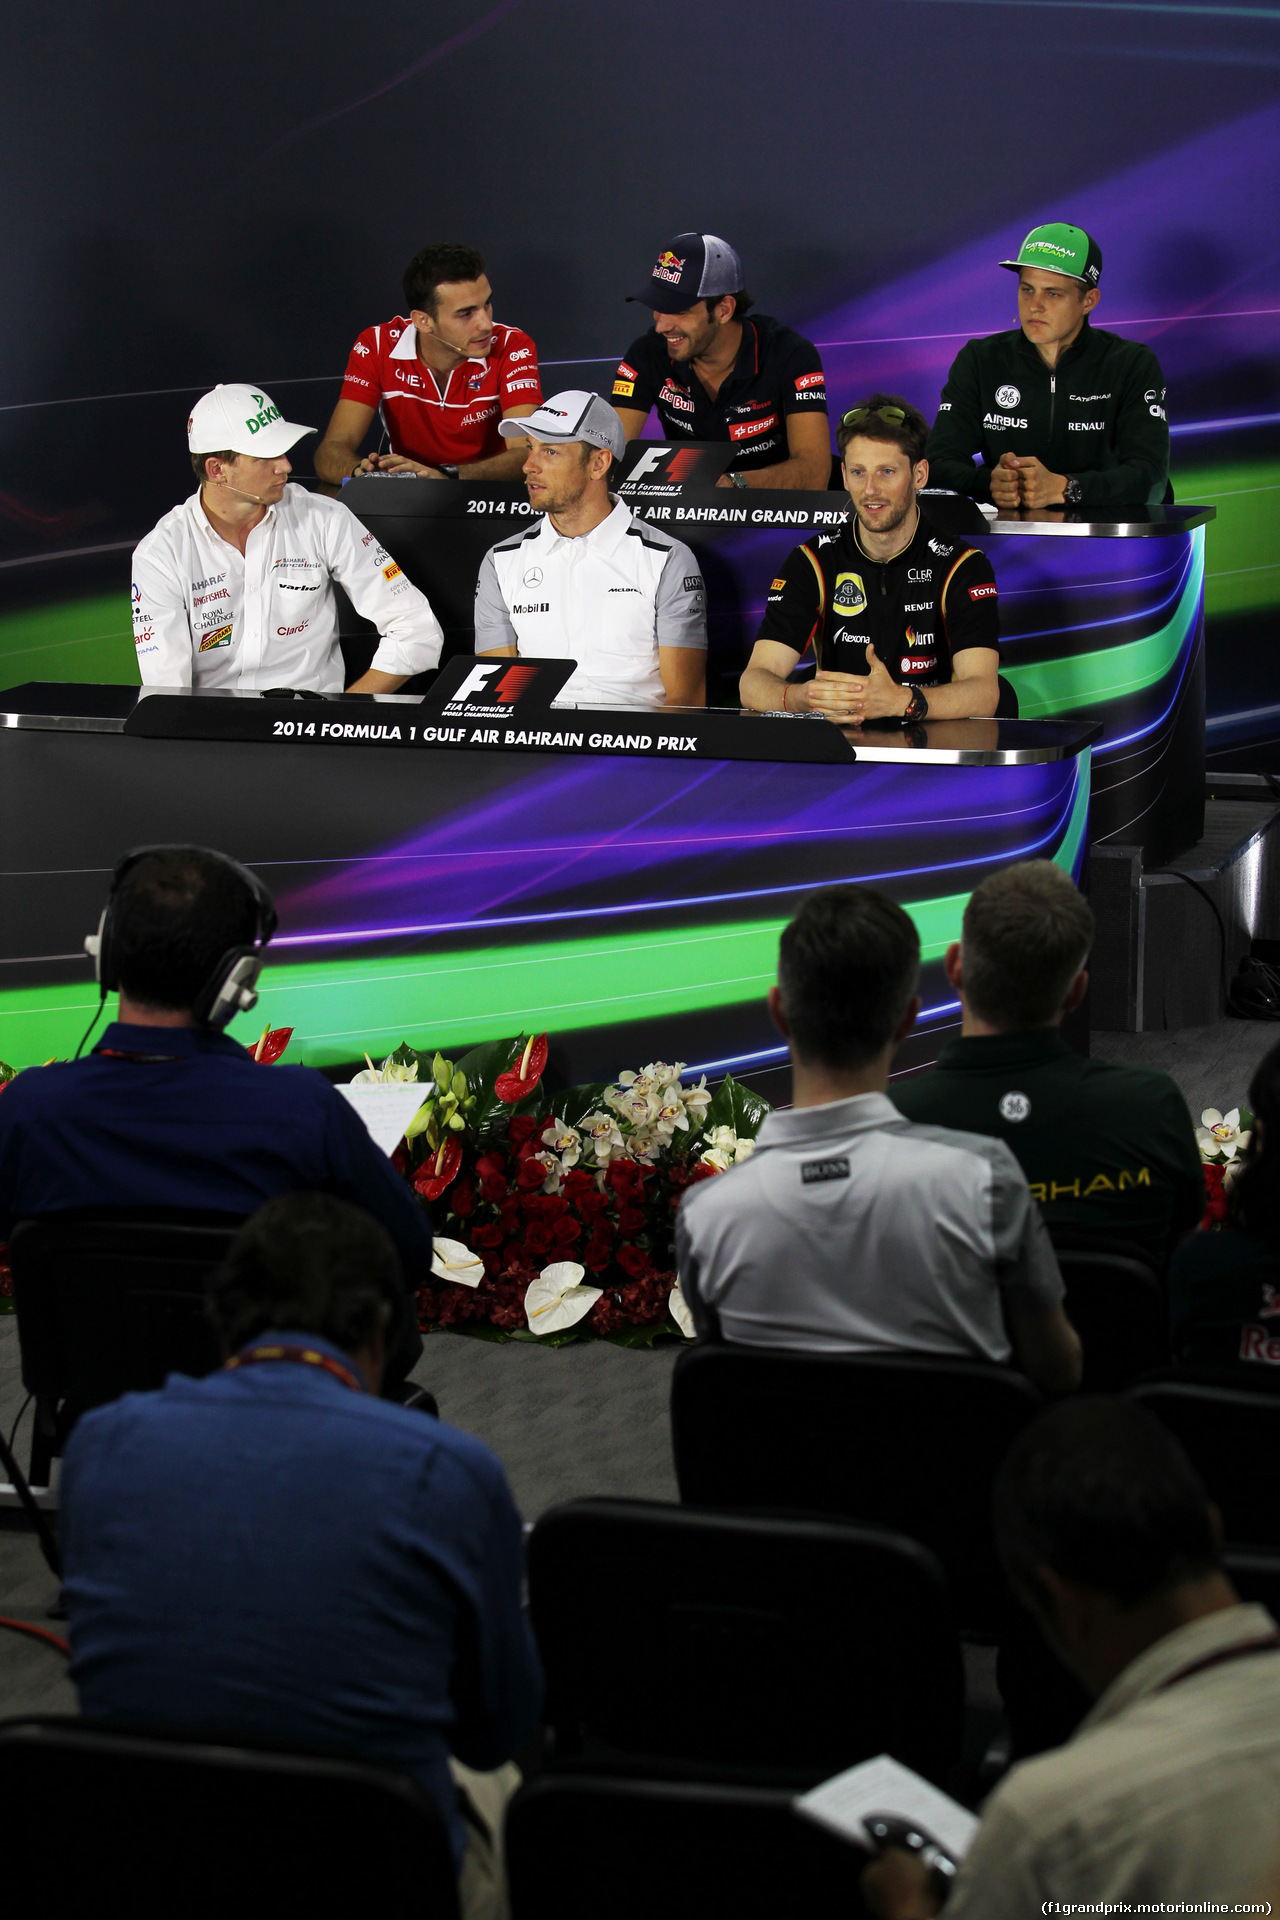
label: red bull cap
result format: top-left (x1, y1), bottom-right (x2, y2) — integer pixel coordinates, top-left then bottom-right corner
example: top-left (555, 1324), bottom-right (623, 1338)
top-left (628, 232), bottom-right (745, 314)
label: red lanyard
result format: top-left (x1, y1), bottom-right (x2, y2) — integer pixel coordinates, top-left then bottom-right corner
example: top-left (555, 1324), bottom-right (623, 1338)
top-left (1156, 1631), bottom-right (1280, 1693)
top-left (225, 1343), bottom-right (363, 1393)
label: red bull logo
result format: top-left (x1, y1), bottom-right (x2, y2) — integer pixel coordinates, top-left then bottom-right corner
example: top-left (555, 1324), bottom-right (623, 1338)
top-left (657, 250), bottom-right (684, 271)
top-left (653, 249), bottom-right (686, 286)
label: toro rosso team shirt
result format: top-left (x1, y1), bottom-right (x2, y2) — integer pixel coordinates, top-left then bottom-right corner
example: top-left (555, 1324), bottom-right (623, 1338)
top-left (757, 507), bottom-right (999, 687)
top-left (340, 316), bottom-right (543, 468)
top-left (131, 484), bottom-right (443, 692)
top-left (473, 498), bottom-right (707, 707)
top-left (612, 314), bottom-right (828, 472)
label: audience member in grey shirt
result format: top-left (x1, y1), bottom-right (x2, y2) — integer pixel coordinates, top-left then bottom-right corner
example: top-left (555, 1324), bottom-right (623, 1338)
top-left (677, 885), bottom-right (1082, 1395)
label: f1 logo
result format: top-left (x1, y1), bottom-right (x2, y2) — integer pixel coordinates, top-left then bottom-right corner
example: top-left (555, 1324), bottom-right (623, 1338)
top-left (451, 662), bottom-right (503, 702)
top-left (626, 446), bottom-right (673, 482)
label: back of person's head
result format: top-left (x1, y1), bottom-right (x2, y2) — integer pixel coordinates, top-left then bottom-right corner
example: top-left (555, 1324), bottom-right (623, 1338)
top-left (961, 860), bottom-right (1094, 1030)
top-left (1228, 1037), bottom-right (1280, 1243)
top-left (993, 1396), bottom-right (1219, 1607)
top-left (402, 242), bottom-right (486, 315)
top-left (837, 393), bottom-right (929, 465)
top-left (208, 1193), bottom-right (402, 1357)
top-left (778, 886), bottom-right (920, 1070)
top-left (112, 849), bottom-right (259, 1013)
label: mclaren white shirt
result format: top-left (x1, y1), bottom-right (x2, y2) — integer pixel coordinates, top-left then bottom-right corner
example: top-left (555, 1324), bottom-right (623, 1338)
top-left (473, 497), bottom-right (707, 706)
top-left (131, 483), bottom-right (443, 692)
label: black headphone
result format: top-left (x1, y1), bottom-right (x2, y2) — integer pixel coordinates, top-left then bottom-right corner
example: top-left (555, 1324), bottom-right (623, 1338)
top-left (84, 846), bottom-right (279, 1032)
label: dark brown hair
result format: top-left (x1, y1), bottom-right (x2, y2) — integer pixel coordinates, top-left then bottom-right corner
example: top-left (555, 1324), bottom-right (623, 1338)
top-left (403, 243), bottom-right (487, 316)
top-left (961, 860), bottom-right (1095, 1030)
top-left (778, 885), bottom-right (920, 1070)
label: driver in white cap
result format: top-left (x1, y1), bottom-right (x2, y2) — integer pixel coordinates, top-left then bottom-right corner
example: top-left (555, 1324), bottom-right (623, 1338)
top-left (131, 384), bottom-right (444, 693)
top-left (473, 391), bottom-right (708, 708)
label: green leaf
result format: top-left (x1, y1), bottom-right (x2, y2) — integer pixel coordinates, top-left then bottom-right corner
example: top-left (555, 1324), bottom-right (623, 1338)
top-left (460, 1035), bottom-right (528, 1143)
top-left (552, 1082), bottom-right (611, 1129)
top-left (0, 1060), bottom-right (16, 1086)
top-left (432, 1051), bottom-right (452, 1093)
top-left (701, 1073), bottom-right (772, 1141)
top-left (429, 1320), bottom-right (514, 1344)
top-left (387, 1041), bottom-right (419, 1072)
top-left (605, 1319), bottom-right (686, 1348)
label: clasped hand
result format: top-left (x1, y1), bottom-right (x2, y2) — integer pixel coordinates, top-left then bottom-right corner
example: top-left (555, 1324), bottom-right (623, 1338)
top-left (353, 452), bottom-right (448, 479)
top-left (801, 646), bottom-right (907, 724)
top-left (990, 451), bottom-right (1066, 510)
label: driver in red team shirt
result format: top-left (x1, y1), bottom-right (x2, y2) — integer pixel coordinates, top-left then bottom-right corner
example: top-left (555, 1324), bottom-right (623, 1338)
top-left (314, 242), bottom-right (542, 484)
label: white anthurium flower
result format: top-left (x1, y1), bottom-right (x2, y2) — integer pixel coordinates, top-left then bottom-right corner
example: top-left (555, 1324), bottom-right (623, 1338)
top-left (524, 1262), bottom-right (602, 1335)
top-left (733, 1135), bottom-right (756, 1163)
top-left (699, 1146), bottom-right (732, 1172)
top-left (431, 1237), bottom-right (484, 1289)
top-left (351, 1051), bottom-right (419, 1086)
top-left (668, 1282), bottom-right (696, 1340)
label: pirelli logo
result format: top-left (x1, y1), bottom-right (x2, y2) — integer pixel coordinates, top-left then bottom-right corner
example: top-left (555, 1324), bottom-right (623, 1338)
top-left (382, 561), bottom-right (402, 582)
top-left (801, 1156), bottom-right (849, 1184)
top-left (771, 577), bottom-right (787, 591)
top-left (613, 380), bottom-right (636, 398)
top-left (198, 624), bottom-right (233, 652)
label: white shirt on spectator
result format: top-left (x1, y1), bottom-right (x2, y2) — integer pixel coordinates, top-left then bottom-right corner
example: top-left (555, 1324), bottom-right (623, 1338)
top-left (473, 498), bottom-right (707, 707)
top-left (131, 484), bottom-right (443, 692)
top-left (676, 1091), bottom-right (1062, 1358)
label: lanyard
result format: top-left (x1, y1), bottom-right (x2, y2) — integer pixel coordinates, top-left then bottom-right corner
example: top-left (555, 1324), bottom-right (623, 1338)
top-left (225, 1343), bottom-right (363, 1394)
top-left (1155, 1631), bottom-right (1280, 1694)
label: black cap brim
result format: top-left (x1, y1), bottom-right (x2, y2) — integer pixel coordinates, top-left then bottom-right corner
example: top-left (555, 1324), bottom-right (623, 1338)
top-left (626, 283), bottom-right (700, 315)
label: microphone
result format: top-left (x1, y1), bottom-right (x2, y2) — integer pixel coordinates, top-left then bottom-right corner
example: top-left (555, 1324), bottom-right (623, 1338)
top-left (224, 484), bottom-right (267, 505)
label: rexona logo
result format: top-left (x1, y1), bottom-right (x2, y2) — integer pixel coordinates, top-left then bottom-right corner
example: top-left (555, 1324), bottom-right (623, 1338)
top-left (995, 384), bottom-right (1021, 409)
top-left (832, 572), bottom-right (867, 617)
top-left (245, 393), bottom-right (281, 435)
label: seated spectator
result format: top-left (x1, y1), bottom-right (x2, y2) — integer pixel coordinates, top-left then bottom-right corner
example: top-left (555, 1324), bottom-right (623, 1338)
top-left (864, 1397), bottom-right (1280, 1918)
top-left (675, 885), bottom-right (1081, 1394)
top-left (61, 1194), bottom-right (542, 1919)
top-left (1171, 1039), bottom-right (1280, 1383)
top-left (314, 241), bottom-right (541, 483)
top-left (0, 846), bottom-right (431, 1385)
top-left (893, 861), bottom-right (1204, 1272)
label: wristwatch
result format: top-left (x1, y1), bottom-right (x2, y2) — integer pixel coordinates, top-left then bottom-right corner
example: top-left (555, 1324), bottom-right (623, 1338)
top-left (438, 463), bottom-right (461, 480)
top-left (901, 685), bottom-right (929, 726)
top-left (1062, 475), bottom-right (1083, 506)
top-left (730, 471), bottom-right (749, 490)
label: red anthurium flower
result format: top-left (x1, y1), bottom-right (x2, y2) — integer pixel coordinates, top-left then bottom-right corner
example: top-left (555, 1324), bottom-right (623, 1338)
top-left (251, 1027), bottom-right (294, 1064)
top-left (412, 1135), bottom-right (462, 1201)
top-left (495, 1034), bottom-right (548, 1104)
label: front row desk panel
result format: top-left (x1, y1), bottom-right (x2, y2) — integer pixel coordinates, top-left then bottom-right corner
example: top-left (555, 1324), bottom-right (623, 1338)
top-left (0, 680), bottom-right (1096, 1099)
top-left (338, 472), bottom-right (1212, 869)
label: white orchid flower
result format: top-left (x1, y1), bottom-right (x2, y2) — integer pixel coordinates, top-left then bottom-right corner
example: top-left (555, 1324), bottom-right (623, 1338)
top-left (1198, 1108), bottom-right (1251, 1162)
top-left (540, 1120), bottom-right (582, 1166)
top-left (582, 1112), bottom-right (624, 1164)
top-left (431, 1237), bottom-right (484, 1289)
top-left (668, 1282), bottom-right (696, 1340)
top-left (524, 1262), bottom-right (602, 1335)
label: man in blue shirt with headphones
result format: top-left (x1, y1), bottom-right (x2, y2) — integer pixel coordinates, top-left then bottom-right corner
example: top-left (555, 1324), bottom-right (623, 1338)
top-left (0, 846), bottom-right (432, 1385)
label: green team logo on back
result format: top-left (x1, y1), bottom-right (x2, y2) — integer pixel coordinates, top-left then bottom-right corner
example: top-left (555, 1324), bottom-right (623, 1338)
top-left (245, 392), bottom-right (281, 435)
top-left (833, 572), bottom-right (867, 616)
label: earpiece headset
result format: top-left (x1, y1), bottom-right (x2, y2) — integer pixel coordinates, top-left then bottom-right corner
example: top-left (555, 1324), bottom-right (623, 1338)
top-left (84, 845), bottom-right (278, 1034)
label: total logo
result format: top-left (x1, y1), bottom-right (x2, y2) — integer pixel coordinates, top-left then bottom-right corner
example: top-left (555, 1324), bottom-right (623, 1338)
top-left (995, 384), bottom-right (1021, 409)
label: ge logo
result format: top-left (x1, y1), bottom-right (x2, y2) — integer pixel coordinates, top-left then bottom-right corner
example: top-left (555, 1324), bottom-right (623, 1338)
top-left (523, 566), bottom-right (544, 587)
top-left (999, 1091), bottom-right (1032, 1123)
top-left (995, 385), bottom-right (1021, 409)
top-left (1144, 389), bottom-right (1157, 404)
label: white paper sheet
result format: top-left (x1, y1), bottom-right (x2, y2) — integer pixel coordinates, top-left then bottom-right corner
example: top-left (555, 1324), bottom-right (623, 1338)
top-left (336, 1083), bottom-right (429, 1157)
top-left (794, 1753), bottom-right (978, 1858)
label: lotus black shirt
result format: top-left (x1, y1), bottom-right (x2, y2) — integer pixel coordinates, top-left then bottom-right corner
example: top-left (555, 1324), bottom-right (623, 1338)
top-left (611, 314), bottom-right (828, 472)
top-left (756, 506), bottom-right (998, 686)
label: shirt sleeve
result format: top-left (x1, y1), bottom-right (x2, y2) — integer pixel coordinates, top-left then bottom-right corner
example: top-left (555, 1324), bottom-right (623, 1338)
top-left (498, 328), bottom-right (543, 411)
top-left (655, 544), bottom-right (708, 651)
top-left (612, 335), bottom-right (659, 413)
top-left (322, 500), bottom-right (443, 677)
top-left (941, 548), bottom-right (1000, 657)
top-left (473, 547), bottom-right (519, 651)
top-left (675, 1198), bottom-right (718, 1340)
top-left (339, 325), bottom-right (381, 408)
top-left (778, 334), bottom-right (828, 417)
top-left (926, 341), bottom-right (991, 501)
top-left (320, 1082), bottom-right (435, 1290)
top-left (1070, 345), bottom-right (1170, 508)
top-left (942, 1792), bottom-right (1046, 1920)
top-left (131, 534), bottom-right (196, 687)
top-left (989, 1139), bottom-right (1065, 1307)
top-left (755, 542), bottom-right (823, 660)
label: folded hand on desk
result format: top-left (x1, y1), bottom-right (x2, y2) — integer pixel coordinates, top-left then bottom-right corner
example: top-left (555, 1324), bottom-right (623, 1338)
top-left (803, 647), bottom-right (907, 725)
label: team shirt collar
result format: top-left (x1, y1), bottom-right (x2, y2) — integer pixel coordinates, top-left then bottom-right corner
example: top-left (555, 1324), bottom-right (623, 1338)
top-left (754, 1090), bottom-right (902, 1147)
top-left (934, 1029), bottom-right (1074, 1072)
top-left (1078, 1604), bottom-right (1279, 1734)
top-left (389, 318), bottom-right (489, 369)
top-left (537, 495), bottom-right (633, 554)
top-left (189, 486), bottom-right (276, 547)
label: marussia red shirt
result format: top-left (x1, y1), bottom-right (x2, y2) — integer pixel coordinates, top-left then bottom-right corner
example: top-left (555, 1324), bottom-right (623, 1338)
top-left (339, 317), bottom-right (543, 468)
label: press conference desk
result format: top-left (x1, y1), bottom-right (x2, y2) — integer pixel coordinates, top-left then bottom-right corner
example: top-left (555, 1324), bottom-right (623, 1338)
top-left (336, 475), bottom-right (1212, 866)
top-left (0, 683), bottom-right (1097, 1098)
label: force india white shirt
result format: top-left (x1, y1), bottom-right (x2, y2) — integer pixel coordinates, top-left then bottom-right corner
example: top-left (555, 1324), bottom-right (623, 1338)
top-left (131, 484), bottom-right (443, 692)
top-left (473, 498), bottom-right (707, 706)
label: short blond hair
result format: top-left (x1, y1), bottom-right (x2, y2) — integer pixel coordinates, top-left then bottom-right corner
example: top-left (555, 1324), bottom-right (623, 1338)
top-left (961, 861), bottom-right (1094, 1030)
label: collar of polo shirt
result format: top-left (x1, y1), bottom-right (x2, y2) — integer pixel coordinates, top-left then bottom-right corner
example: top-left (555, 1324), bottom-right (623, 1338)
top-left (389, 323), bottom-right (487, 367)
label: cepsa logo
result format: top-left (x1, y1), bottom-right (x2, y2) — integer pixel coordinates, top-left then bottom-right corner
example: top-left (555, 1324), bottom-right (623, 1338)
top-left (794, 372), bottom-right (825, 392)
top-left (728, 413), bottom-right (779, 441)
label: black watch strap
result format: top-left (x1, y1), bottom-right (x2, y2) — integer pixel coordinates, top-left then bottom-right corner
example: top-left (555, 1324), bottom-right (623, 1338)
top-left (901, 685), bottom-right (929, 726)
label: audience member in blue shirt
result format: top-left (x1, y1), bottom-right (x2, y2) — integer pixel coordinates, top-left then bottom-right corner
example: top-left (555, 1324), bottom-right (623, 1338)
top-left (0, 846), bottom-right (431, 1382)
top-left (61, 1194), bottom-right (542, 1914)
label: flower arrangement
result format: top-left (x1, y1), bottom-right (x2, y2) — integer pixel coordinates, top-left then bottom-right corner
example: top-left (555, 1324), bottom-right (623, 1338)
top-left (1196, 1103), bottom-right (1253, 1229)
top-left (360, 1032), bottom-right (769, 1345)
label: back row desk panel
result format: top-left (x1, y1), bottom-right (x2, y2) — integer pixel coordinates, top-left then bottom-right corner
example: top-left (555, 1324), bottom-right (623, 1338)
top-left (337, 472), bottom-right (1211, 867)
top-left (0, 683), bottom-right (1097, 1098)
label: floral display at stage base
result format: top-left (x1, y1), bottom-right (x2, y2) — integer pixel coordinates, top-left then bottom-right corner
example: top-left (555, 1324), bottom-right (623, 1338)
top-left (1196, 1103), bottom-right (1253, 1229)
top-left (356, 1034), bottom-right (770, 1346)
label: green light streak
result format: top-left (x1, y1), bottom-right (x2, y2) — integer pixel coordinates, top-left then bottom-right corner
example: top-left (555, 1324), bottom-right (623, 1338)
top-left (0, 593), bottom-right (138, 690)
top-left (1001, 527), bottom-right (1203, 718)
top-left (1172, 459), bottom-right (1280, 620)
top-left (0, 765), bottom-right (1088, 1070)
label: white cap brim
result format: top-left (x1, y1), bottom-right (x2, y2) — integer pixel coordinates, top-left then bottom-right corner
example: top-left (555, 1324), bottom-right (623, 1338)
top-left (216, 419), bottom-right (315, 458)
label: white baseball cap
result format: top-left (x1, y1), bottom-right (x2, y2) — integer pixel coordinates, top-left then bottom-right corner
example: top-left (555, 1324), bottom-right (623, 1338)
top-left (498, 390), bottom-right (626, 461)
top-left (186, 384), bottom-right (315, 458)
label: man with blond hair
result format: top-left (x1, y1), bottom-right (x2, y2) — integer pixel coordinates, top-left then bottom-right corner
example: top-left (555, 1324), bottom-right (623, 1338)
top-left (893, 861), bottom-right (1203, 1270)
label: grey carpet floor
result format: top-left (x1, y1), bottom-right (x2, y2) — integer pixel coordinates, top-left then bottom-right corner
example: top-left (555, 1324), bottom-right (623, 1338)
top-left (2, 1013), bottom-right (1275, 1717)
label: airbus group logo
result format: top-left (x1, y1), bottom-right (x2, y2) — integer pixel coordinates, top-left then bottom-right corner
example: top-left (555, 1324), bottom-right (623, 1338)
top-left (995, 384), bottom-right (1021, 409)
